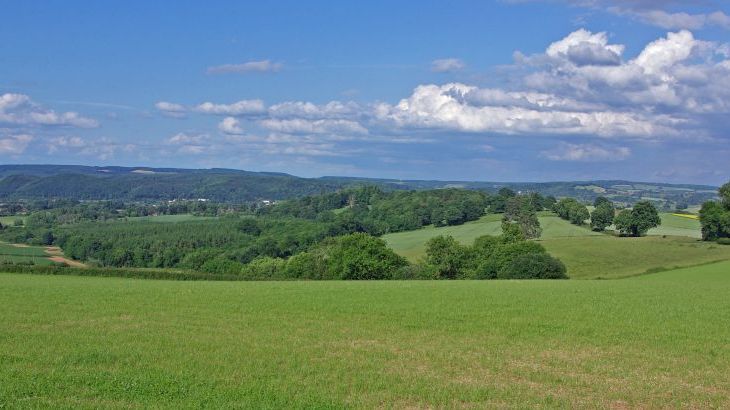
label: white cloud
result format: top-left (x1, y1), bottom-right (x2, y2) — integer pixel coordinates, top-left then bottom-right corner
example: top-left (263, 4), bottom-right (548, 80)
top-left (0, 93), bottom-right (98, 128)
top-left (546, 29), bottom-right (624, 66)
top-left (541, 142), bottom-right (631, 161)
top-left (47, 136), bottom-right (135, 160)
top-left (431, 58), bottom-right (466, 73)
top-left (155, 101), bottom-right (187, 118)
top-left (259, 118), bottom-right (368, 135)
top-left (206, 60), bottom-right (282, 75)
top-left (268, 101), bottom-right (360, 119)
top-left (374, 83), bottom-right (678, 138)
top-left (218, 117), bottom-right (244, 135)
top-left (0, 134), bottom-right (33, 154)
top-left (194, 100), bottom-right (266, 116)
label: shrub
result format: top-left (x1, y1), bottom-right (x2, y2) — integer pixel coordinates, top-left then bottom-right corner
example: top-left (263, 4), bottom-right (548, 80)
top-left (498, 253), bottom-right (567, 279)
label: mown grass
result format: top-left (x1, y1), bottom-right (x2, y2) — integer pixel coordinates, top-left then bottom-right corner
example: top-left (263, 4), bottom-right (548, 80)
top-left (541, 235), bottom-right (730, 279)
top-left (646, 213), bottom-right (702, 238)
top-left (1, 262), bottom-right (729, 408)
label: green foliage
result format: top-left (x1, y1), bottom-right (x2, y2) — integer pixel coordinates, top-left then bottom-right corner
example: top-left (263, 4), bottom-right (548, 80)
top-left (265, 187), bottom-right (490, 234)
top-left (425, 236), bottom-right (474, 279)
top-left (499, 253), bottom-right (567, 279)
top-left (614, 201), bottom-right (661, 237)
top-left (699, 181), bottom-right (730, 242)
top-left (503, 196), bottom-right (542, 239)
top-left (590, 201), bottom-right (615, 231)
top-left (423, 234), bottom-right (565, 280)
top-left (554, 198), bottom-right (590, 225)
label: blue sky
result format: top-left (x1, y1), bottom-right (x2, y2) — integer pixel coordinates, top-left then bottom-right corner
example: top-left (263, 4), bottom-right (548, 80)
top-left (1, 0), bottom-right (729, 184)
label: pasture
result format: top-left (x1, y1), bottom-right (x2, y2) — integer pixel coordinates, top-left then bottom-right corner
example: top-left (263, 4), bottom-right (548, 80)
top-left (384, 212), bottom-right (730, 279)
top-left (1, 261), bottom-right (729, 408)
top-left (0, 243), bottom-right (56, 266)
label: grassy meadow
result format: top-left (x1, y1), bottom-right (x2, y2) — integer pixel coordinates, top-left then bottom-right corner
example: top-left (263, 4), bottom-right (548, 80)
top-left (384, 212), bottom-right (730, 279)
top-left (1, 262), bottom-right (729, 408)
top-left (0, 243), bottom-right (56, 266)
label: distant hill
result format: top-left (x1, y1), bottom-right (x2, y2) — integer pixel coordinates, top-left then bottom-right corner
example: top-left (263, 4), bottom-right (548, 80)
top-left (0, 164), bottom-right (719, 206)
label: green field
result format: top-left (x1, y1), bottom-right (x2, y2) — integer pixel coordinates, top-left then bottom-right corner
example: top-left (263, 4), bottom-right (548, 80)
top-left (0, 215), bottom-right (26, 226)
top-left (542, 235), bottom-right (730, 279)
top-left (383, 214), bottom-right (601, 261)
top-left (1, 262), bottom-right (729, 407)
top-left (383, 212), bottom-right (725, 279)
top-left (646, 213), bottom-right (702, 238)
top-left (0, 243), bottom-right (55, 266)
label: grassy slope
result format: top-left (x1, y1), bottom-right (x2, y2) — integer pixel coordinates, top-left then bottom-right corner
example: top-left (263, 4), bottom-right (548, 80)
top-left (647, 213), bottom-right (702, 238)
top-left (541, 235), bottom-right (730, 279)
top-left (384, 213), bottom-right (726, 279)
top-left (383, 214), bottom-right (600, 261)
top-left (1, 263), bottom-right (729, 408)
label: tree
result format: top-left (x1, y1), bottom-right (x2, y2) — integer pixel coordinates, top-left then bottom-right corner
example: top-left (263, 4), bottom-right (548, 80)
top-left (499, 253), bottom-right (567, 279)
top-left (699, 201), bottom-right (730, 241)
top-left (614, 201), bottom-right (661, 237)
top-left (590, 201), bottom-right (614, 231)
top-left (594, 196), bottom-right (612, 207)
top-left (425, 235), bottom-right (472, 279)
top-left (720, 182), bottom-right (730, 210)
top-left (503, 196), bottom-right (542, 239)
top-left (568, 203), bottom-right (590, 225)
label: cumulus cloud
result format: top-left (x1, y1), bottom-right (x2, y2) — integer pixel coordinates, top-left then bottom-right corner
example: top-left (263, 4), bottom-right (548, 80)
top-left (0, 93), bottom-right (98, 128)
top-left (431, 58), bottom-right (466, 73)
top-left (206, 60), bottom-right (282, 75)
top-left (373, 83), bottom-right (678, 138)
top-left (0, 134), bottom-right (33, 154)
top-left (545, 29), bottom-right (624, 66)
top-left (541, 142), bottom-right (631, 161)
top-left (218, 117), bottom-right (244, 135)
top-left (194, 100), bottom-right (266, 116)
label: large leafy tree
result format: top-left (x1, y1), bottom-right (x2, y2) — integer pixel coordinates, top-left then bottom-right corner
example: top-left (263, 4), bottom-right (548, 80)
top-left (699, 182), bottom-right (730, 241)
top-left (590, 201), bottom-right (615, 231)
top-left (614, 201), bottom-right (661, 237)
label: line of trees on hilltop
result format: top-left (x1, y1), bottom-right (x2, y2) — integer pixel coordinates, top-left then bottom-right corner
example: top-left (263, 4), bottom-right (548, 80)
top-left (699, 182), bottom-right (730, 243)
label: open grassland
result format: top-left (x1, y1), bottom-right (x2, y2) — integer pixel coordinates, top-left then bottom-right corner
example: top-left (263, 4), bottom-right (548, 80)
top-left (646, 213), bottom-right (702, 238)
top-left (0, 243), bottom-right (56, 266)
top-left (1, 262), bottom-right (729, 408)
top-left (384, 212), bottom-right (721, 279)
top-left (384, 214), bottom-right (601, 261)
top-left (541, 235), bottom-right (730, 279)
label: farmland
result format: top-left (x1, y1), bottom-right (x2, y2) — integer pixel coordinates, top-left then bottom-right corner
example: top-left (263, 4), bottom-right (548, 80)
top-left (384, 212), bottom-right (730, 279)
top-left (0, 243), bottom-right (56, 266)
top-left (1, 261), bottom-right (729, 408)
